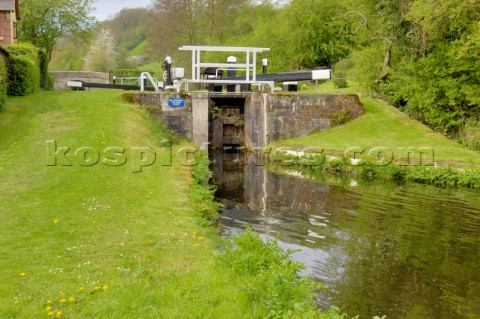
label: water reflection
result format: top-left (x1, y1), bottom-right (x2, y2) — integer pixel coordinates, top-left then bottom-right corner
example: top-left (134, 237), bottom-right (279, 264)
top-left (213, 152), bottom-right (480, 319)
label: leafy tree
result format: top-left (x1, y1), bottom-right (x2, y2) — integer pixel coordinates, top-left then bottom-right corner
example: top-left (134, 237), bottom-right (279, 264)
top-left (84, 28), bottom-right (118, 72)
top-left (18, 0), bottom-right (96, 61)
top-left (49, 34), bottom-right (91, 71)
top-left (406, 0), bottom-right (480, 53)
top-left (147, 0), bottom-right (252, 62)
top-left (276, 0), bottom-right (354, 69)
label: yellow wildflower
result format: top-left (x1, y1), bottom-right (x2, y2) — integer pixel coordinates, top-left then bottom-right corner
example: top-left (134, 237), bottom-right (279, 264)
top-left (199, 236), bottom-right (204, 240)
top-left (102, 285), bottom-right (109, 291)
top-left (59, 299), bottom-right (66, 303)
top-left (93, 286), bottom-right (100, 291)
top-left (68, 297), bottom-right (75, 302)
top-left (193, 243), bottom-right (198, 247)
top-left (78, 287), bottom-right (84, 292)
top-left (55, 311), bottom-right (63, 318)
top-left (46, 306), bottom-right (52, 312)
top-left (46, 300), bottom-right (52, 304)
top-left (54, 220), bottom-right (58, 224)
top-left (193, 230), bottom-right (198, 235)
top-left (19, 272), bottom-right (26, 277)
top-left (47, 311), bottom-right (53, 316)
top-left (58, 291), bottom-right (64, 296)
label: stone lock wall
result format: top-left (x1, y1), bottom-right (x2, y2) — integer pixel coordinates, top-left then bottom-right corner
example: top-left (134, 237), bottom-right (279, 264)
top-left (125, 92), bottom-right (364, 150)
top-left (245, 93), bottom-right (364, 149)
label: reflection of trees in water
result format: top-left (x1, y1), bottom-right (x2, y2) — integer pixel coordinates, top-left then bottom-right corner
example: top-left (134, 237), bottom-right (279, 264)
top-left (327, 185), bottom-right (480, 318)
top-left (215, 157), bottom-right (480, 318)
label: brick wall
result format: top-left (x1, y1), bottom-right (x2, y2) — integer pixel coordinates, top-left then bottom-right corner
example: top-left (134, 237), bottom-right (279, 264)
top-left (0, 11), bottom-right (13, 45)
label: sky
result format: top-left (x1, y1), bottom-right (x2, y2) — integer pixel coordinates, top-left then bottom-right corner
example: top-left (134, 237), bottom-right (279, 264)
top-left (92, 0), bottom-right (153, 21)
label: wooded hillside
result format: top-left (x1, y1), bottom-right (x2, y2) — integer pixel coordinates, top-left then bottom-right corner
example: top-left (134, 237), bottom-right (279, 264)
top-left (49, 0), bottom-right (480, 149)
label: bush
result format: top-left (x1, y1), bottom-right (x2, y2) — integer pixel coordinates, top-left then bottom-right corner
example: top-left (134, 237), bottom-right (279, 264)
top-left (334, 78), bottom-right (348, 88)
top-left (459, 120), bottom-right (480, 151)
top-left (6, 54), bottom-right (38, 96)
top-left (5, 43), bottom-right (41, 96)
top-left (0, 59), bottom-right (7, 109)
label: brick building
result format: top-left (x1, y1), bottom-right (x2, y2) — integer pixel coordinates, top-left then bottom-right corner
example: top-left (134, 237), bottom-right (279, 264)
top-left (0, 0), bottom-right (20, 45)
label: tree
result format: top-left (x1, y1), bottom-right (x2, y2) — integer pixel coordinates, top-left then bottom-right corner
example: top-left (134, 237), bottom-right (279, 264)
top-left (147, 0), bottom-right (251, 61)
top-left (84, 28), bottom-right (118, 72)
top-left (19, 0), bottom-right (96, 62)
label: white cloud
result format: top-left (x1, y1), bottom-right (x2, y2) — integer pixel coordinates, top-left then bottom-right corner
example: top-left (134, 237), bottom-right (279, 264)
top-left (92, 0), bottom-right (153, 21)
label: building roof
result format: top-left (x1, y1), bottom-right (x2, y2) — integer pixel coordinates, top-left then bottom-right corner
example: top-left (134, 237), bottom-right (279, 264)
top-left (0, 0), bottom-right (15, 11)
top-left (0, 0), bottom-right (19, 20)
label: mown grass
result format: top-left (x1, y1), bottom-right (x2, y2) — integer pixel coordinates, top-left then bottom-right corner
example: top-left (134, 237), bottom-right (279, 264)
top-left (0, 90), bottom-right (251, 318)
top-left (273, 82), bottom-right (480, 165)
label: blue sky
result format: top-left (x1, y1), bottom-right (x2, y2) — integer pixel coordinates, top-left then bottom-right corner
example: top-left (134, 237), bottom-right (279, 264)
top-left (92, 0), bottom-right (153, 21)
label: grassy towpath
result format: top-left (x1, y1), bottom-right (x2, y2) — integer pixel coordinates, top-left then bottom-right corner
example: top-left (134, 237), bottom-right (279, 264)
top-left (0, 90), bottom-right (254, 318)
top-left (276, 82), bottom-right (480, 165)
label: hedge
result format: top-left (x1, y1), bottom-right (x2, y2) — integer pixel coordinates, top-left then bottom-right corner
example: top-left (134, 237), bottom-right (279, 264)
top-left (5, 43), bottom-right (41, 96)
top-left (0, 58), bottom-right (7, 109)
top-left (110, 68), bottom-right (158, 79)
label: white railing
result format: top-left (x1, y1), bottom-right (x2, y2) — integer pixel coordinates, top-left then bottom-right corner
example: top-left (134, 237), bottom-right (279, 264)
top-left (176, 45), bottom-right (273, 92)
top-left (140, 72), bottom-right (159, 92)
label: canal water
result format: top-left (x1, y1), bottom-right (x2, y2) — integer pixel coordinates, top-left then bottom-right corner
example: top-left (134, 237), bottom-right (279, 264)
top-left (212, 152), bottom-right (480, 319)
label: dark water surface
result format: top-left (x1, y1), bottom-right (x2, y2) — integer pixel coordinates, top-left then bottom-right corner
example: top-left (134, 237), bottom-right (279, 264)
top-left (213, 153), bottom-right (480, 319)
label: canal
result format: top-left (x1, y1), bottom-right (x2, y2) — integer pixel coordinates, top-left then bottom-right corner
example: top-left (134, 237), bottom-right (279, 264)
top-left (212, 152), bottom-right (480, 319)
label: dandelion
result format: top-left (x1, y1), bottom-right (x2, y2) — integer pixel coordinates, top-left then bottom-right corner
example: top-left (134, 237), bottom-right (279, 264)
top-left (68, 297), bottom-right (75, 302)
top-left (199, 236), bottom-right (204, 240)
top-left (78, 287), bottom-right (84, 292)
top-left (193, 243), bottom-right (198, 247)
top-left (54, 220), bottom-right (58, 224)
top-left (58, 291), bottom-right (64, 296)
top-left (93, 286), bottom-right (101, 291)
top-left (47, 300), bottom-right (52, 304)
top-left (59, 299), bottom-right (66, 303)
top-left (46, 306), bottom-right (53, 312)
top-left (193, 230), bottom-right (198, 236)
top-left (47, 311), bottom-right (53, 316)
top-left (19, 272), bottom-right (26, 277)
top-left (55, 311), bottom-right (63, 318)
top-left (102, 285), bottom-right (109, 291)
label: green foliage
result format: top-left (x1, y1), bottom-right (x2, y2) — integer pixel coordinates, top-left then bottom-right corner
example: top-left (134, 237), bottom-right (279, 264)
top-left (38, 49), bottom-right (52, 90)
top-left (331, 108), bottom-right (352, 126)
top-left (221, 227), bottom-right (320, 318)
top-left (5, 43), bottom-right (41, 96)
top-left (460, 120), bottom-right (480, 151)
top-left (334, 78), bottom-right (348, 89)
top-left (49, 34), bottom-right (91, 71)
top-left (110, 68), bottom-right (157, 78)
top-left (102, 8), bottom-right (149, 53)
top-left (189, 151), bottom-right (221, 225)
top-left (19, 0), bottom-right (96, 61)
top-left (0, 59), bottom-right (7, 109)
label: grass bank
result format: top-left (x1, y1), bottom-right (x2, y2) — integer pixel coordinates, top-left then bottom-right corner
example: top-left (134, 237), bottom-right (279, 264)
top-left (269, 82), bottom-right (480, 187)
top-left (0, 90), bottom-right (358, 318)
